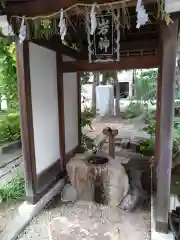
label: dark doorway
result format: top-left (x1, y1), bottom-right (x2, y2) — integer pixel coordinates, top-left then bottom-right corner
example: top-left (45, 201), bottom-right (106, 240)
top-left (114, 82), bottom-right (129, 98)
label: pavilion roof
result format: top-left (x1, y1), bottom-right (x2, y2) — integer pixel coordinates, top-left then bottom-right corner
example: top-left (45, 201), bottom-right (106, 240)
top-left (4, 0), bottom-right (165, 61)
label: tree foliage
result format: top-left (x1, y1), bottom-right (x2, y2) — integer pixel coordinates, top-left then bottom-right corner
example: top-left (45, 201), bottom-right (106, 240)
top-left (0, 113), bottom-right (20, 144)
top-left (134, 69), bottom-right (157, 103)
top-left (102, 71), bottom-right (116, 85)
top-left (80, 72), bottom-right (92, 85)
top-left (0, 38), bottom-right (18, 110)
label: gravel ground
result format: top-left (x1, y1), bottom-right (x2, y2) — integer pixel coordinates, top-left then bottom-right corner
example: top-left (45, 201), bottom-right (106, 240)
top-left (0, 201), bottom-right (22, 234)
top-left (0, 156), bottom-right (24, 234)
top-left (17, 117), bottom-right (150, 240)
top-left (18, 200), bottom-right (151, 240)
top-left (0, 117), bottom-right (150, 239)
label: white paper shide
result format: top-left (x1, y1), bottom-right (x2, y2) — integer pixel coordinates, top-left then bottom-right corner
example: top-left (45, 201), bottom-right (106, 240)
top-left (136, 0), bottom-right (148, 29)
top-left (19, 17), bottom-right (26, 44)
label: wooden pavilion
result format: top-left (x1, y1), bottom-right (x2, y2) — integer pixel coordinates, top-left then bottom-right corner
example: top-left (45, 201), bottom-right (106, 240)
top-left (2, 0), bottom-right (180, 234)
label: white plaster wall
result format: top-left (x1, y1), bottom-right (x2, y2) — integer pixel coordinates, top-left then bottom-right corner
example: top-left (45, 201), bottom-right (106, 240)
top-left (29, 42), bottom-right (60, 174)
top-left (63, 72), bottom-right (78, 153)
top-left (96, 85), bottom-right (114, 117)
top-left (165, 0), bottom-right (180, 13)
top-left (118, 70), bottom-right (133, 83)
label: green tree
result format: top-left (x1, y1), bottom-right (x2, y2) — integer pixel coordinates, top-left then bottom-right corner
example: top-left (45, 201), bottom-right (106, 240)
top-left (175, 66), bottom-right (180, 99)
top-left (0, 38), bottom-right (18, 111)
top-left (80, 72), bottom-right (92, 103)
top-left (134, 69), bottom-right (157, 104)
top-left (80, 72), bottom-right (91, 85)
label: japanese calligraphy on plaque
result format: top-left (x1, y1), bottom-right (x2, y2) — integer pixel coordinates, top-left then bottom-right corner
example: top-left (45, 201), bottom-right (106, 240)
top-left (87, 10), bottom-right (120, 63)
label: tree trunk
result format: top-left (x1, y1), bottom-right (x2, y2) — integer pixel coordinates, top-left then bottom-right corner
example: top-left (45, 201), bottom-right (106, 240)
top-left (102, 72), bottom-right (107, 85)
top-left (132, 69), bottom-right (136, 97)
top-left (115, 73), bottom-right (121, 117)
top-left (92, 72), bottom-right (99, 111)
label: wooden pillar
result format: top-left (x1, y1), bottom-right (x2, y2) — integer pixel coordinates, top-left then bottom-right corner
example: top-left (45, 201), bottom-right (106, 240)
top-left (155, 67), bottom-right (162, 166)
top-left (77, 72), bottom-right (81, 146)
top-left (156, 19), bottom-right (179, 233)
top-left (16, 40), bottom-right (37, 203)
top-left (56, 49), bottom-right (65, 171)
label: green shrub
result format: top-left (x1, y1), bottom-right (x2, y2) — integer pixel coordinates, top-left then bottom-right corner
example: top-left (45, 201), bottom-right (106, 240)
top-left (174, 101), bottom-right (180, 117)
top-left (140, 138), bottom-right (155, 156)
top-left (0, 173), bottom-right (25, 202)
top-left (142, 120), bottom-right (180, 156)
top-left (122, 102), bottom-right (144, 119)
top-left (81, 133), bottom-right (95, 150)
top-left (0, 113), bottom-right (21, 144)
top-left (143, 121), bottom-right (156, 136)
top-left (142, 108), bottom-right (156, 124)
top-left (81, 106), bottom-right (96, 129)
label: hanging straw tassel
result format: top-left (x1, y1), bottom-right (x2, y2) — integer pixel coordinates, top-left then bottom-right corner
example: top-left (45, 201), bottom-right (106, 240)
top-left (136, 0), bottom-right (148, 29)
top-left (90, 3), bottom-right (97, 35)
top-left (19, 17), bottom-right (26, 43)
top-left (58, 9), bottom-right (67, 41)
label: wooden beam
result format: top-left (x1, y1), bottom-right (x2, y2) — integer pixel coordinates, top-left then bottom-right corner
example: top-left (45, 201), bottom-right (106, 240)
top-left (81, 39), bottom-right (158, 55)
top-left (32, 37), bottom-right (84, 60)
top-left (156, 18), bottom-right (179, 233)
top-left (61, 55), bottom-right (159, 72)
top-left (32, 38), bottom-right (158, 62)
top-left (16, 40), bottom-right (37, 204)
top-left (120, 39), bottom-right (158, 51)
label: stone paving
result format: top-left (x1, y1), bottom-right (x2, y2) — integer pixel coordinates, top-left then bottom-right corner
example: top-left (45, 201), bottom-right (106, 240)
top-left (0, 149), bottom-right (22, 168)
top-left (0, 155), bottom-right (23, 186)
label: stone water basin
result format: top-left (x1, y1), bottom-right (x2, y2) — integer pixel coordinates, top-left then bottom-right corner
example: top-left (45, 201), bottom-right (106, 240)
top-left (87, 154), bottom-right (109, 165)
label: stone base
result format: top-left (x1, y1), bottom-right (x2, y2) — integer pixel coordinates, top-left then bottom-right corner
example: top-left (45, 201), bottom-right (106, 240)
top-left (155, 221), bottom-right (169, 234)
top-left (0, 140), bottom-right (22, 154)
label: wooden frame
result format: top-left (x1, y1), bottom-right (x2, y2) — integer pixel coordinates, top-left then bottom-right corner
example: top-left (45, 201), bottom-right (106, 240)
top-left (16, 40), bottom-right (37, 203)
top-left (15, 17), bottom-right (178, 234)
top-left (9, 1), bottom-right (180, 235)
top-left (77, 72), bottom-right (81, 145)
top-left (61, 55), bottom-right (159, 72)
top-left (16, 38), bottom-right (83, 204)
top-left (156, 18), bottom-right (179, 233)
top-left (16, 40), bottom-right (65, 203)
top-left (56, 49), bottom-right (66, 172)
